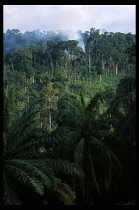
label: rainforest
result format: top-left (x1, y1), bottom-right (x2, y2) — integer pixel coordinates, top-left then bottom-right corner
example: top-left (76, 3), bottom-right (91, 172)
top-left (3, 28), bottom-right (136, 205)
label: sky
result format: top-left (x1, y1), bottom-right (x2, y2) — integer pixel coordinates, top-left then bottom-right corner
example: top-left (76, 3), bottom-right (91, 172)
top-left (3, 5), bottom-right (136, 34)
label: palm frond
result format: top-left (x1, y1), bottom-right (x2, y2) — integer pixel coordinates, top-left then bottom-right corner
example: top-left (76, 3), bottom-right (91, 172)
top-left (3, 173), bottom-right (22, 205)
top-left (58, 98), bottom-right (82, 118)
top-left (6, 98), bottom-right (44, 152)
top-left (53, 178), bottom-right (76, 205)
top-left (4, 164), bottom-right (44, 196)
top-left (57, 93), bottom-right (87, 118)
top-left (85, 92), bottom-right (102, 115)
top-left (28, 158), bottom-right (84, 178)
top-left (3, 85), bottom-right (18, 146)
top-left (57, 108), bottom-right (82, 128)
top-left (8, 135), bottom-right (43, 159)
top-left (80, 92), bottom-right (86, 109)
top-left (90, 136), bottom-right (122, 178)
top-left (5, 159), bottom-right (53, 190)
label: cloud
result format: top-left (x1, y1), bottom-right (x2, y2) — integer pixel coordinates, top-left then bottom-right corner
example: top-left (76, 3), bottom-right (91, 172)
top-left (3, 5), bottom-right (136, 34)
top-left (101, 5), bottom-right (136, 33)
top-left (4, 5), bottom-right (19, 18)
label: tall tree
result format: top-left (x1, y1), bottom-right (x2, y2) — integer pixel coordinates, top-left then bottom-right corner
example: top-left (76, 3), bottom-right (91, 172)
top-left (96, 60), bottom-right (103, 83)
top-left (42, 82), bottom-right (59, 129)
top-left (55, 93), bottom-right (121, 204)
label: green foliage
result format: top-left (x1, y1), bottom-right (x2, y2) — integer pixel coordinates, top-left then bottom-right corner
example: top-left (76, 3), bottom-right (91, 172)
top-left (106, 75), bottom-right (136, 144)
top-left (3, 91), bottom-right (82, 205)
top-left (3, 27), bottom-right (136, 205)
top-left (55, 92), bottom-right (122, 204)
top-left (96, 60), bottom-right (103, 75)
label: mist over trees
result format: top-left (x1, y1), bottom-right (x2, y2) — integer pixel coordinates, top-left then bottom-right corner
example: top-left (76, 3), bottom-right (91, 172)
top-left (3, 27), bottom-right (136, 205)
top-left (4, 29), bottom-right (85, 54)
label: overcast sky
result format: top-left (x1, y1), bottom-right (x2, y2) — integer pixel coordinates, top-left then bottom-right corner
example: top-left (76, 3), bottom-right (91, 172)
top-left (3, 5), bottom-right (136, 34)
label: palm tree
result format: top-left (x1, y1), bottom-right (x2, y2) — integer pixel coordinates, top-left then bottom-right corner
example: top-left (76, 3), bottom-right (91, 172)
top-left (55, 92), bottom-right (121, 204)
top-left (3, 86), bottom-right (84, 205)
top-left (104, 76), bottom-right (136, 204)
top-left (106, 76), bottom-right (136, 144)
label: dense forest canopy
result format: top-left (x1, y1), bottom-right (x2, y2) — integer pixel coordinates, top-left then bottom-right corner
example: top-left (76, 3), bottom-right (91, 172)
top-left (3, 27), bottom-right (136, 205)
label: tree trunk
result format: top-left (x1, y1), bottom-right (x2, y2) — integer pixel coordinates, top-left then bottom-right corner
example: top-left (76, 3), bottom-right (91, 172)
top-left (72, 52), bottom-right (74, 60)
top-left (49, 112), bottom-right (52, 129)
top-left (108, 66), bottom-right (109, 74)
top-left (50, 56), bottom-right (53, 76)
top-left (31, 52), bottom-right (33, 63)
top-left (122, 69), bottom-right (125, 75)
top-left (106, 70), bottom-right (107, 78)
top-left (74, 68), bottom-right (76, 82)
top-left (116, 64), bottom-right (118, 75)
top-left (86, 140), bottom-right (100, 196)
top-left (65, 62), bottom-right (67, 78)
top-left (11, 60), bottom-right (14, 71)
top-left (111, 70), bottom-right (112, 78)
top-left (72, 178), bottom-right (76, 194)
top-left (27, 95), bottom-right (30, 104)
top-left (32, 76), bottom-right (34, 84)
top-left (110, 66), bottom-right (112, 78)
top-left (89, 52), bottom-right (91, 73)
top-left (51, 63), bottom-right (53, 76)
top-left (48, 98), bottom-right (52, 129)
top-left (128, 65), bottom-right (130, 73)
top-left (100, 74), bottom-right (102, 83)
top-left (102, 54), bottom-right (104, 70)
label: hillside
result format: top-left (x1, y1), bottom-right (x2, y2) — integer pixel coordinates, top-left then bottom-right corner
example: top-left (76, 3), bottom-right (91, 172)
top-left (3, 28), bottom-right (136, 205)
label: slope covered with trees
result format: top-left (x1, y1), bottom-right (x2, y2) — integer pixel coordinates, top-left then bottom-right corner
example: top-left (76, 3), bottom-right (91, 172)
top-left (3, 27), bottom-right (136, 205)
